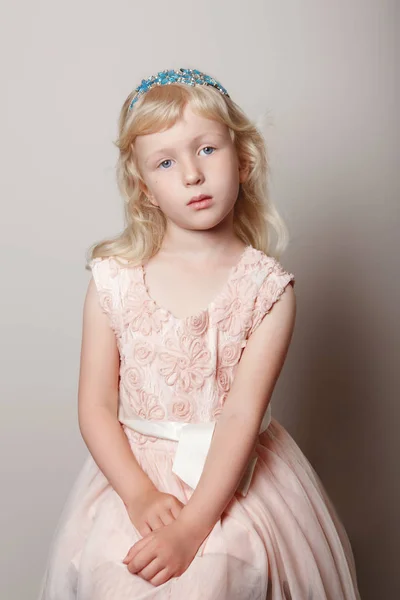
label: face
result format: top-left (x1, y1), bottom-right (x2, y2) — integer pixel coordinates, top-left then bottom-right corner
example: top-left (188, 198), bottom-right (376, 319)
top-left (134, 103), bottom-right (248, 232)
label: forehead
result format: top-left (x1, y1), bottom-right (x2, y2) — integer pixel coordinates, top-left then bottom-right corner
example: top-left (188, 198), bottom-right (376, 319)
top-left (135, 104), bottom-right (228, 158)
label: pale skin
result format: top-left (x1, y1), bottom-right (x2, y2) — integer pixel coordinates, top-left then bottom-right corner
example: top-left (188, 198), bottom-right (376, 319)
top-left (78, 102), bottom-right (296, 587)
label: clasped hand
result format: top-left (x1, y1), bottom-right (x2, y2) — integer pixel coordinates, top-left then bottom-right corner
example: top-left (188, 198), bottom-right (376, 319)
top-left (123, 519), bottom-right (202, 587)
top-left (123, 486), bottom-right (208, 587)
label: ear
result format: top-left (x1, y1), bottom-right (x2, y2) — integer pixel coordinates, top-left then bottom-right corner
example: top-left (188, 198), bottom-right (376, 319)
top-left (138, 179), bottom-right (149, 196)
top-left (147, 196), bottom-right (159, 208)
top-left (139, 181), bottom-right (159, 208)
top-left (238, 161), bottom-right (250, 184)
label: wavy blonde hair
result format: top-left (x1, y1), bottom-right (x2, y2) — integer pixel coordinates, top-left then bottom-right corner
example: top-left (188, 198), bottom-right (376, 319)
top-left (87, 81), bottom-right (290, 268)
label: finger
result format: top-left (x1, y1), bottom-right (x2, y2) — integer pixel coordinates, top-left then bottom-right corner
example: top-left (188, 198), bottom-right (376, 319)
top-left (169, 502), bottom-right (183, 520)
top-left (147, 515), bottom-right (164, 531)
top-left (138, 522), bottom-right (152, 537)
top-left (122, 543), bottom-right (136, 564)
top-left (127, 545), bottom-right (157, 575)
top-left (123, 533), bottom-right (153, 563)
top-left (160, 510), bottom-right (175, 527)
top-left (137, 557), bottom-right (163, 582)
top-left (150, 567), bottom-right (171, 587)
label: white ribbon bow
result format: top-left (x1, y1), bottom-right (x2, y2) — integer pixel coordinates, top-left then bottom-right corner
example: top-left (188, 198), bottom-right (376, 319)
top-left (119, 405), bottom-right (271, 497)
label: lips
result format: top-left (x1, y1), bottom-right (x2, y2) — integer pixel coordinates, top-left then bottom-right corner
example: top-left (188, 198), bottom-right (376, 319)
top-left (188, 194), bottom-right (212, 205)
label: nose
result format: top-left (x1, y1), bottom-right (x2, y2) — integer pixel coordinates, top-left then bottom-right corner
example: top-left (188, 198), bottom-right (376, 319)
top-left (182, 158), bottom-right (205, 186)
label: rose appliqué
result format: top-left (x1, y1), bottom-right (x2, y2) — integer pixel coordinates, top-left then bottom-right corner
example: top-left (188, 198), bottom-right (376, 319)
top-left (216, 339), bottom-right (247, 394)
top-left (184, 311), bottom-right (209, 337)
top-left (220, 341), bottom-right (242, 367)
top-left (212, 392), bottom-right (228, 420)
top-left (97, 289), bottom-right (121, 336)
top-left (169, 394), bottom-right (195, 422)
top-left (98, 288), bottom-right (112, 315)
top-left (120, 358), bottom-right (145, 397)
top-left (133, 340), bottom-right (156, 366)
top-left (250, 261), bottom-right (294, 335)
top-left (217, 368), bottom-right (230, 394)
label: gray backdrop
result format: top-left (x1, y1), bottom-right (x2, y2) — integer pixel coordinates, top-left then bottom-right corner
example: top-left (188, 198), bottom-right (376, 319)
top-left (1, 1), bottom-right (398, 598)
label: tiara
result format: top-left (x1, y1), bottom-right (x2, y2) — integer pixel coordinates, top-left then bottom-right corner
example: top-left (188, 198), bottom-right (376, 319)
top-left (128, 68), bottom-right (230, 111)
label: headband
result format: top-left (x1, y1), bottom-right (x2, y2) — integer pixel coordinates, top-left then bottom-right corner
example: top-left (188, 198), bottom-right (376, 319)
top-left (128, 68), bottom-right (230, 111)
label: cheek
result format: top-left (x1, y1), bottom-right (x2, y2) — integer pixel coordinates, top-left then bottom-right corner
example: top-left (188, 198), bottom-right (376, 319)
top-left (148, 175), bottom-right (168, 197)
top-left (213, 152), bottom-right (239, 177)
top-left (152, 182), bottom-right (177, 210)
top-left (213, 157), bottom-right (240, 190)
top-left (152, 170), bottom-right (176, 188)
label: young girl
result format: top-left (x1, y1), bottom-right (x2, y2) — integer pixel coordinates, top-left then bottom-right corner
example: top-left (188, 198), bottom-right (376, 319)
top-left (38, 68), bottom-right (360, 599)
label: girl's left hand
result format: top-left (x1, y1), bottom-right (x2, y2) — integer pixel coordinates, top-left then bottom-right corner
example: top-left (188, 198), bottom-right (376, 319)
top-left (122, 520), bottom-right (206, 587)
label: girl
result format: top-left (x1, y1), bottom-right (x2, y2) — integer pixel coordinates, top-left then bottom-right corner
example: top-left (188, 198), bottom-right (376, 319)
top-left (38, 68), bottom-right (360, 599)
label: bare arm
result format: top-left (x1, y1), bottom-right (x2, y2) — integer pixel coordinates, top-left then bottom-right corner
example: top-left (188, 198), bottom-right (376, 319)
top-left (78, 277), bottom-right (156, 506)
top-left (177, 283), bottom-right (296, 541)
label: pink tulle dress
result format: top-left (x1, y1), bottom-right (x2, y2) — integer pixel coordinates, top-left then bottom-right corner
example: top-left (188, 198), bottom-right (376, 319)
top-left (38, 245), bottom-right (360, 599)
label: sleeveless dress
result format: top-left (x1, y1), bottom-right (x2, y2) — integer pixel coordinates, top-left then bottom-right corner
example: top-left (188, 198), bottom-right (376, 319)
top-left (38, 245), bottom-right (360, 600)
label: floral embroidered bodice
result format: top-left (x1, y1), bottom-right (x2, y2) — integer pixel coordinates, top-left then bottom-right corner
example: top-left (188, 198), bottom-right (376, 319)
top-left (39, 249), bottom-right (361, 600)
top-left (90, 246), bottom-right (295, 445)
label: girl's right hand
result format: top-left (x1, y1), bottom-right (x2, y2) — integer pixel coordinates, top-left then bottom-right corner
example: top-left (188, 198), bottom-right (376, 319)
top-left (126, 487), bottom-right (185, 538)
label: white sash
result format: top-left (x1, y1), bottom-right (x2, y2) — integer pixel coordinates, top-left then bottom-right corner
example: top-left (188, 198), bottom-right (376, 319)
top-left (119, 404), bottom-right (271, 497)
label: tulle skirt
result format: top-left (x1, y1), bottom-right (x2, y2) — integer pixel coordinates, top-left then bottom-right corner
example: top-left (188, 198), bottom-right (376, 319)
top-left (38, 419), bottom-right (360, 600)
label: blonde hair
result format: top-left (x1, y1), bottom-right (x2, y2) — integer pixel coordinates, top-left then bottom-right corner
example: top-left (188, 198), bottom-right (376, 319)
top-left (87, 82), bottom-right (290, 268)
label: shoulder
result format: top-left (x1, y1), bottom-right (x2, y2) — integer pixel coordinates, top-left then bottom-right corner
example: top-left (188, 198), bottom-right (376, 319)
top-left (238, 246), bottom-right (295, 288)
top-left (89, 255), bottom-right (136, 287)
top-left (242, 247), bottom-right (296, 337)
top-left (87, 257), bottom-right (129, 335)
top-left (89, 255), bottom-right (128, 276)
top-left (87, 258), bottom-right (127, 311)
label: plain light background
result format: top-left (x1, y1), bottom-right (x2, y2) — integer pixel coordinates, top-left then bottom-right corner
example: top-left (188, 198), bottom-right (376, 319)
top-left (1, 1), bottom-right (398, 598)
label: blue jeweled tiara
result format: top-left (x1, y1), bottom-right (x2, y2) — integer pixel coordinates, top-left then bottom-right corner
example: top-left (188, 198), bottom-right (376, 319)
top-left (128, 68), bottom-right (230, 111)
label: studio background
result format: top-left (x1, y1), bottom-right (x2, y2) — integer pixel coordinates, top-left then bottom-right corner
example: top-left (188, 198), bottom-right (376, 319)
top-left (1, 1), bottom-right (398, 598)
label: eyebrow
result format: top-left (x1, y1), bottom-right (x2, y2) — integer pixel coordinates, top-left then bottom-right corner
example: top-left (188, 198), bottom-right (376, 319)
top-left (145, 131), bottom-right (226, 164)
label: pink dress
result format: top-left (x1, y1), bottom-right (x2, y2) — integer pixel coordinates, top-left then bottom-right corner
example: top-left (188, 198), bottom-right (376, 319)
top-left (38, 245), bottom-right (360, 599)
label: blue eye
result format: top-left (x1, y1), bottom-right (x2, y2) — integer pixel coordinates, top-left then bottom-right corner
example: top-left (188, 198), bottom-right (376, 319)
top-left (158, 159), bottom-right (173, 170)
top-left (157, 147), bottom-right (216, 169)
top-left (200, 146), bottom-right (215, 156)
